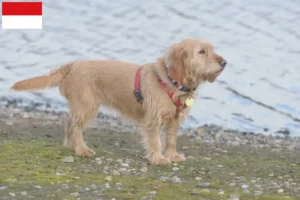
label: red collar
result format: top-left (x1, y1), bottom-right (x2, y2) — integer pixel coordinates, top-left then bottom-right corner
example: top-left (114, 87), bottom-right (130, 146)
top-left (134, 68), bottom-right (187, 109)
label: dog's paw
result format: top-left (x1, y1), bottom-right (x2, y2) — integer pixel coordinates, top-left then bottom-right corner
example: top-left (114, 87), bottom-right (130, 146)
top-left (149, 152), bottom-right (172, 165)
top-left (75, 148), bottom-right (96, 157)
top-left (167, 153), bottom-right (186, 163)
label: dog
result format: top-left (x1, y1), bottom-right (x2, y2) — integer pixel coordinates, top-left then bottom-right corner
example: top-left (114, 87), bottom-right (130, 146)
top-left (11, 39), bottom-right (226, 165)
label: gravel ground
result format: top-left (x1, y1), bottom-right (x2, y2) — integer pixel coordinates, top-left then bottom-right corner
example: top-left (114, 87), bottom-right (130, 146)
top-left (0, 98), bottom-right (300, 200)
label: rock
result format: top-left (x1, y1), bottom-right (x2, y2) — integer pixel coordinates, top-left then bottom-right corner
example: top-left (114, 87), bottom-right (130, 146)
top-left (124, 159), bottom-right (131, 164)
top-left (148, 191), bottom-right (156, 195)
top-left (190, 190), bottom-right (200, 195)
top-left (229, 183), bottom-right (236, 187)
top-left (254, 190), bottom-right (263, 196)
top-left (182, 146), bottom-right (189, 150)
top-left (104, 183), bottom-right (110, 189)
top-left (201, 189), bottom-right (210, 193)
top-left (62, 184), bottom-right (69, 189)
top-left (70, 192), bottom-right (79, 197)
top-left (112, 170), bottom-right (121, 176)
top-left (159, 176), bottom-right (169, 182)
top-left (20, 191), bottom-right (27, 196)
top-left (217, 189), bottom-right (224, 195)
top-left (172, 167), bottom-right (179, 172)
top-left (278, 189), bottom-right (284, 194)
top-left (217, 165), bottom-right (223, 168)
top-left (104, 166), bottom-right (109, 171)
top-left (95, 157), bottom-right (102, 161)
top-left (0, 186), bottom-right (7, 190)
top-left (170, 176), bottom-right (181, 184)
top-left (118, 168), bottom-right (127, 172)
top-left (97, 160), bottom-right (103, 164)
top-left (34, 185), bottom-right (42, 189)
top-left (106, 158), bottom-right (114, 162)
top-left (121, 163), bottom-right (129, 167)
top-left (105, 176), bottom-right (112, 181)
top-left (195, 177), bottom-right (202, 181)
top-left (79, 188), bottom-right (85, 193)
top-left (61, 156), bottom-right (74, 163)
top-left (229, 194), bottom-right (240, 200)
top-left (251, 180), bottom-right (257, 183)
top-left (85, 188), bottom-right (90, 191)
top-left (56, 172), bottom-right (64, 176)
top-left (73, 176), bottom-right (80, 180)
top-left (91, 184), bottom-right (97, 189)
top-left (140, 167), bottom-right (148, 173)
top-left (241, 184), bottom-right (249, 189)
top-left (9, 192), bottom-right (15, 197)
top-left (141, 196), bottom-right (149, 200)
top-left (116, 182), bottom-right (123, 189)
top-left (197, 182), bottom-right (210, 188)
top-left (269, 173), bottom-right (274, 177)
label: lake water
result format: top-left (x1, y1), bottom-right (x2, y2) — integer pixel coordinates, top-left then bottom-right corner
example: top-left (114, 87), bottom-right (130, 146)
top-left (1, 0), bottom-right (300, 136)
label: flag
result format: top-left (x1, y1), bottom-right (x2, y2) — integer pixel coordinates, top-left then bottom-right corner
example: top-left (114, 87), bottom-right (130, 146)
top-left (2, 2), bottom-right (42, 29)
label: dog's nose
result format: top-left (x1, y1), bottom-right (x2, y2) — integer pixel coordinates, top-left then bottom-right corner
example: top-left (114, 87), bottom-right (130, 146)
top-left (220, 60), bottom-right (227, 68)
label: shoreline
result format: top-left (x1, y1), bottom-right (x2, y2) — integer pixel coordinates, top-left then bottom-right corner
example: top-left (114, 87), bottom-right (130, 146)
top-left (1, 99), bottom-right (300, 199)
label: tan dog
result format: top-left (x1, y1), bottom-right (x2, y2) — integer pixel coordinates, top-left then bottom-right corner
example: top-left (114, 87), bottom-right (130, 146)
top-left (11, 39), bottom-right (226, 165)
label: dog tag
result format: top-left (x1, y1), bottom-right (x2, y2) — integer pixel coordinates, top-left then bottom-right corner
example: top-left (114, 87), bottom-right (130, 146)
top-left (185, 98), bottom-right (194, 107)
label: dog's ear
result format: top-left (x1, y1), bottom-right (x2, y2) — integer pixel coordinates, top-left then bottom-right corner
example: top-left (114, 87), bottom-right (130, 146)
top-left (164, 44), bottom-right (187, 74)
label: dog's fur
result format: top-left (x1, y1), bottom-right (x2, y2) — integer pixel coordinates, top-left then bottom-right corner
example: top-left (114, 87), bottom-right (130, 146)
top-left (11, 39), bottom-right (226, 165)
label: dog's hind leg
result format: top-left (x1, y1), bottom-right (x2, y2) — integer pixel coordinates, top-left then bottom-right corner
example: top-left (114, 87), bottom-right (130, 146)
top-left (64, 96), bottom-right (99, 157)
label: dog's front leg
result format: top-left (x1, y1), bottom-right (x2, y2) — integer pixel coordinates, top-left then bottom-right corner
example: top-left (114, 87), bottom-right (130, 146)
top-left (141, 122), bottom-right (171, 165)
top-left (164, 121), bottom-right (186, 162)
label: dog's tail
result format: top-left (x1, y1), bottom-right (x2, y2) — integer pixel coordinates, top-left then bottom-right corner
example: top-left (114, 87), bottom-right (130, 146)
top-left (10, 62), bottom-right (73, 92)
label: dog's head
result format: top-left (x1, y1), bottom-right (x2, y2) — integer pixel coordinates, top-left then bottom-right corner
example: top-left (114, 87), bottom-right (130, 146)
top-left (164, 39), bottom-right (226, 89)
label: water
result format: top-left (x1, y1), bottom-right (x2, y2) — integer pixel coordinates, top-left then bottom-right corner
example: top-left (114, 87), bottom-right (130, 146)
top-left (1, 0), bottom-right (300, 135)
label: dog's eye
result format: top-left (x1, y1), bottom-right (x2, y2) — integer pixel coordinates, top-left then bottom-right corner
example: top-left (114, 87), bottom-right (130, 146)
top-left (199, 49), bottom-right (206, 54)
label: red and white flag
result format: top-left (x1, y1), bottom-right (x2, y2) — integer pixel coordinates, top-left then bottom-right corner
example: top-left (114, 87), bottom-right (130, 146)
top-left (2, 2), bottom-right (42, 29)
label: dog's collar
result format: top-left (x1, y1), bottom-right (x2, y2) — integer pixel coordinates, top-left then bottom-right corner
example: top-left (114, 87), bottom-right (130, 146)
top-left (133, 67), bottom-right (187, 109)
top-left (166, 67), bottom-right (196, 92)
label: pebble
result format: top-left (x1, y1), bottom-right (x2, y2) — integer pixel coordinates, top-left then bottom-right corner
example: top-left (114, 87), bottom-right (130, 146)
top-left (104, 183), bottom-right (110, 189)
top-left (241, 184), bottom-right (249, 189)
top-left (170, 176), bottom-right (181, 184)
top-left (195, 177), bottom-right (202, 181)
top-left (121, 163), bottom-right (129, 167)
top-left (190, 190), bottom-right (200, 195)
top-left (119, 168), bottom-right (127, 172)
top-left (278, 189), bottom-right (284, 194)
top-left (106, 158), bottom-right (114, 162)
top-left (91, 184), bottom-right (97, 189)
top-left (9, 192), bottom-right (15, 197)
top-left (217, 165), bottom-right (223, 168)
top-left (172, 167), bottom-right (179, 172)
top-left (61, 156), bottom-right (74, 163)
top-left (112, 170), bottom-right (121, 176)
top-left (105, 176), bottom-right (112, 181)
top-left (116, 182), bottom-right (123, 189)
top-left (229, 194), bottom-right (240, 200)
top-left (56, 172), bottom-right (63, 176)
top-left (70, 192), bottom-right (79, 197)
top-left (140, 167), bottom-right (148, 173)
top-left (254, 190), bottom-right (263, 196)
top-left (141, 196), bottom-right (149, 200)
top-left (229, 183), bottom-right (236, 187)
top-left (95, 157), bottom-right (102, 161)
top-left (200, 189), bottom-right (210, 193)
top-left (34, 185), bottom-right (42, 189)
top-left (0, 186), bottom-right (7, 190)
top-left (79, 188), bottom-right (85, 193)
top-left (217, 189), bottom-right (224, 195)
top-left (197, 182), bottom-right (210, 188)
top-left (148, 191), bottom-right (156, 195)
top-left (182, 146), bottom-right (189, 150)
top-left (20, 191), bottom-right (27, 196)
top-left (62, 184), bottom-right (69, 189)
top-left (160, 176), bottom-right (169, 182)
top-left (269, 173), bottom-right (274, 177)
top-left (104, 166), bottom-right (109, 171)
top-left (73, 176), bottom-right (80, 180)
